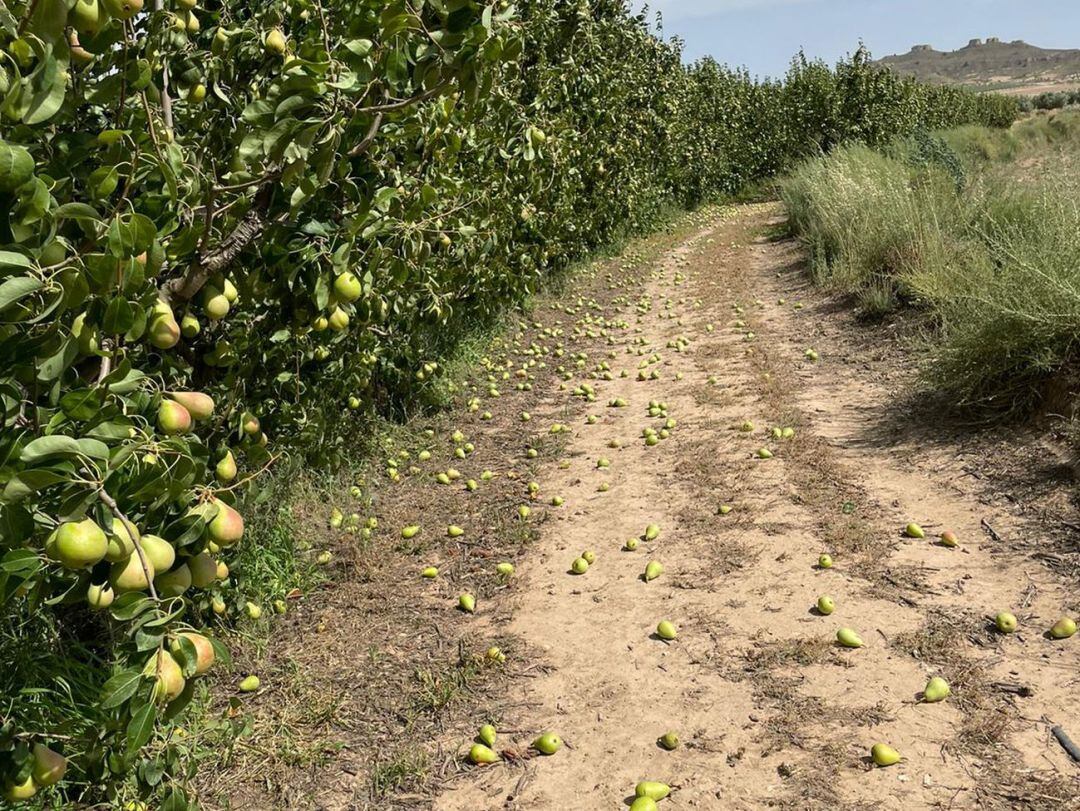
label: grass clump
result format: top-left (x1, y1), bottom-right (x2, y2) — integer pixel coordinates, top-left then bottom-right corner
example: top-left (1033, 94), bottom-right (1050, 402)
top-left (781, 111), bottom-right (1080, 414)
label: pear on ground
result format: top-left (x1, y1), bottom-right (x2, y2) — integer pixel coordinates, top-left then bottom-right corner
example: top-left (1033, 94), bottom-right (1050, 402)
top-left (871, 743), bottom-right (901, 766)
top-left (836, 627), bottom-right (863, 648)
top-left (644, 560), bottom-right (663, 582)
top-left (532, 732), bottom-right (562, 755)
top-left (904, 522), bottom-right (925, 539)
top-left (1050, 617), bottom-right (1077, 639)
top-left (995, 611), bottom-right (1018, 633)
top-left (468, 743), bottom-right (499, 764)
top-left (923, 676), bottom-right (951, 703)
top-left (635, 781), bottom-right (671, 800)
top-left (478, 724), bottom-right (497, 747)
top-left (656, 620), bottom-right (677, 641)
top-left (630, 799), bottom-right (658, 811)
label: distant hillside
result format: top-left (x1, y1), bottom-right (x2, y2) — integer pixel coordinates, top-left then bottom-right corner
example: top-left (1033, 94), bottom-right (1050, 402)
top-left (876, 38), bottom-right (1080, 95)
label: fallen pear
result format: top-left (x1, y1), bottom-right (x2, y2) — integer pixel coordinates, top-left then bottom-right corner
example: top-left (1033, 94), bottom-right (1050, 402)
top-left (756, 448), bottom-right (773, 459)
top-left (625, 538), bottom-right (639, 551)
top-left (923, 676), bottom-right (951, 703)
top-left (239, 675), bottom-right (260, 692)
top-left (571, 557), bottom-right (589, 574)
top-left (401, 525), bottom-right (420, 539)
top-left (940, 530), bottom-right (958, 548)
top-left (816, 595), bottom-right (835, 615)
top-left (1050, 617), bottom-right (1077, 639)
top-left (656, 620), bottom-right (677, 641)
top-left (818, 553), bottom-right (833, 569)
top-left (635, 781), bottom-right (671, 800)
top-left (658, 731), bottom-right (680, 750)
top-left (871, 743), bottom-right (901, 766)
top-left (644, 560), bottom-right (663, 582)
top-left (478, 724), bottom-right (497, 747)
top-left (518, 505), bottom-right (531, 520)
top-left (994, 612), bottom-right (1017, 633)
top-left (836, 627), bottom-right (863, 648)
top-left (468, 743), bottom-right (499, 765)
top-left (532, 732), bottom-right (562, 755)
top-left (496, 562), bottom-right (515, 576)
top-left (904, 522), bottom-right (925, 539)
top-left (644, 524), bottom-right (660, 541)
top-left (422, 566), bottom-right (438, 578)
top-left (447, 525), bottom-right (464, 537)
top-left (459, 593), bottom-right (476, 613)
top-left (582, 550), bottom-right (597, 564)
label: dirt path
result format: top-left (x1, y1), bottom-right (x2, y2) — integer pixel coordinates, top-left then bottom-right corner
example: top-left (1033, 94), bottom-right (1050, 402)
top-left (429, 203), bottom-right (1080, 810)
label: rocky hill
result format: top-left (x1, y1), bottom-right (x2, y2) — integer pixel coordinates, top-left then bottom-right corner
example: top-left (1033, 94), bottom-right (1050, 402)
top-left (876, 38), bottom-right (1080, 94)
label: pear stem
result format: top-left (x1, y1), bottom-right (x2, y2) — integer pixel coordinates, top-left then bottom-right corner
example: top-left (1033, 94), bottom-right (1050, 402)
top-left (97, 487), bottom-right (159, 601)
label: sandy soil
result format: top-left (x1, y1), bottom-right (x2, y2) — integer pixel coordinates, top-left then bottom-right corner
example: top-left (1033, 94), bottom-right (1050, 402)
top-left (426, 203), bottom-right (1080, 810)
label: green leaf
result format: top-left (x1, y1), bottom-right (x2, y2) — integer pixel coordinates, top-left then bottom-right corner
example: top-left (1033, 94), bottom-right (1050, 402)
top-left (101, 667), bottom-right (144, 709)
top-left (0, 141), bottom-right (34, 193)
top-left (125, 701), bottom-right (156, 756)
top-left (20, 434), bottom-right (82, 463)
top-left (24, 51), bottom-right (66, 125)
top-left (0, 548), bottom-right (41, 575)
top-left (2, 469), bottom-right (70, 502)
top-left (60, 388), bottom-right (103, 421)
top-left (0, 276), bottom-right (43, 311)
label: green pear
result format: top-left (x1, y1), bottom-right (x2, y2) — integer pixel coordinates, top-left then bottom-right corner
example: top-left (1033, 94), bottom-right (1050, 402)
top-left (994, 612), bottom-right (1017, 633)
top-left (333, 271), bottom-right (362, 302)
top-left (87, 581), bottom-right (115, 609)
top-left (468, 743), bottom-right (499, 764)
top-left (422, 566), bottom-right (438, 578)
top-left (215, 450), bottom-right (238, 483)
top-left (188, 552), bottom-right (219, 588)
top-left (940, 530), bottom-right (958, 548)
top-left (635, 781), bottom-right (671, 800)
top-left (923, 676), bottom-right (950, 703)
top-left (446, 525), bottom-right (464, 537)
top-left (644, 524), bottom-right (660, 541)
top-left (157, 399), bottom-right (192, 435)
top-left (582, 550), bottom-right (597, 564)
top-left (478, 724), bottom-right (497, 747)
top-left (756, 448), bottom-right (773, 459)
top-left (102, 0), bottom-right (143, 21)
top-left (168, 391), bottom-right (214, 421)
top-left (644, 560), bottom-right (663, 582)
top-left (818, 554), bottom-right (833, 569)
top-left (141, 535), bottom-right (176, 572)
top-left (4, 774), bottom-right (37, 801)
top-left (904, 522), bottom-right (925, 539)
top-left (1050, 617), bottom-right (1077, 639)
top-left (656, 620), bottom-right (677, 640)
top-left (571, 557), bottom-right (589, 574)
top-left (871, 743), bottom-right (901, 766)
top-left (496, 562), bottom-right (514, 576)
top-left (658, 731), bottom-right (680, 750)
top-left (816, 595), bottom-right (835, 615)
top-left (532, 733), bottom-right (562, 755)
top-left (625, 538), bottom-right (639, 551)
top-left (154, 563), bottom-right (192, 597)
top-left (518, 505), bottom-right (531, 520)
top-left (48, 518), bottom-right (108, 569)
top-left (459, 593), bottom-right (476, 613)
top-left (264, 28), bottom-right (287, 54)
top-left (239, 675), bottom-right (260, 692)
top-left (629, 799), bottom-right (658, 811)
top-left (836, 627), bottom-right (863, 648)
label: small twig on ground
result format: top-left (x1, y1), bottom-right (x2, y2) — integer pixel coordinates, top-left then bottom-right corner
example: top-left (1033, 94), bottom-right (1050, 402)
top-left (1051, 725), bottom-right (1080, 762)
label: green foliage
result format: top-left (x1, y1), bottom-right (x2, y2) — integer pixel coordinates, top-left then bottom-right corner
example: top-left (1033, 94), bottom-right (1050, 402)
top-left (0, 0), bottom-right (1017, 805)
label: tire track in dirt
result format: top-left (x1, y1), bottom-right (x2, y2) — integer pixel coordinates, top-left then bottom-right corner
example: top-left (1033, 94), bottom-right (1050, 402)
top-left (431, 204), bottom-right (1080, 810)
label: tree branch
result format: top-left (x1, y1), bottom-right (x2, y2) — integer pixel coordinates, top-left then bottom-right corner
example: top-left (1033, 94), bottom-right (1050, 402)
top-left (97, 487), bottom-right (158, 601)
top-left (347, 111), bottom-right (385, 158)
top-left (165, 184), bottom-right (275, 303)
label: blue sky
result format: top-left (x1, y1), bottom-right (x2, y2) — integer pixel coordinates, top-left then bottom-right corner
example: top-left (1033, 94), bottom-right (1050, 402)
top-left (639, 0), bottom-right (1080, 78)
